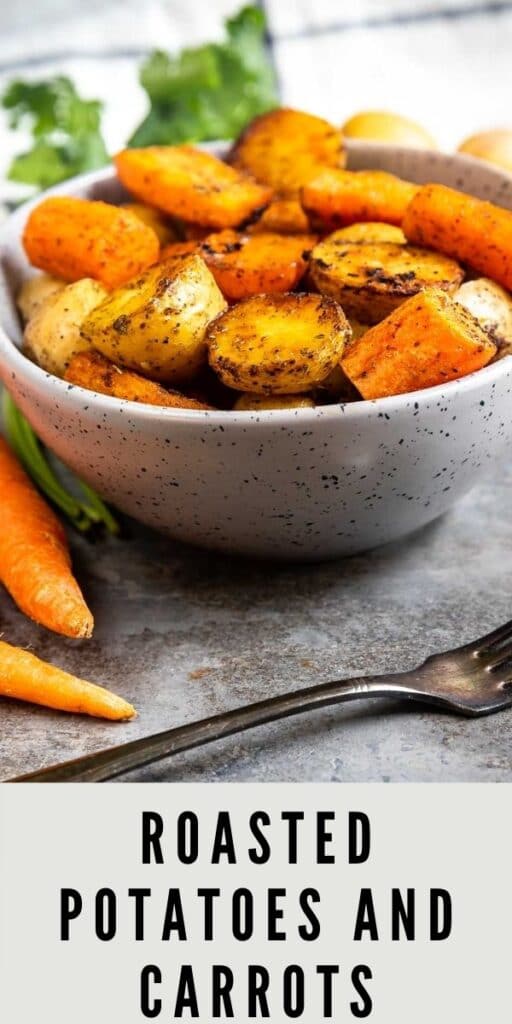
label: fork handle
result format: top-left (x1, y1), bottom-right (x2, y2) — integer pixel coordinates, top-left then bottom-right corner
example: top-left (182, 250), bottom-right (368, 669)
top-left (10, 672), bottom-right (427, 783)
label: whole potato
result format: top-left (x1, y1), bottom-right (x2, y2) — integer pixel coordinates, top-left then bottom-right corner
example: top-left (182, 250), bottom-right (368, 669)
top-left (17, 273), bottom-right (65, 323)
top-left (24, 278), bottom-right (107, 377)
top-left (343, 110), bottom-right (436, 149)
top-left (81, 254), bottom-right (227, 384)
top-left (458, 130), bottom-right (512, 173)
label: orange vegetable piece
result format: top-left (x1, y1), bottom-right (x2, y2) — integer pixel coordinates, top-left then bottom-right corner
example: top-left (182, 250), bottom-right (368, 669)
top-left (341, 288), bottom-right (497, 399)
top-left (302, 168), bottom-right (419, 229)
top-left (249, 198), bottom-right (312, 235)
top-left (0, 640), bottom-right (135, 720)
top-left (199, 230), bottom-right (315, 300)
top-left (0, 438), bottom-right (94, 638)
top-left (230, 107), bottom-right (344, 196)
top-left (403, 182), bottom-right (512, 292)
top-left (115, 145), bottom-right (272, 229)
top-left (159, 240), bottom-right (200, 269)
top-left (65, 351), bottom-right (213, 409)
top-left (22, 196), bottom-right (160, 289)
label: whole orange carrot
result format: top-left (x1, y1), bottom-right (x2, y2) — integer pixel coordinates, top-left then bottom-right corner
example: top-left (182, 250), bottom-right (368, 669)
top-left (0, 438), bottom-right (93, 638)
top-left (0, 640), bottom-right (135, 720)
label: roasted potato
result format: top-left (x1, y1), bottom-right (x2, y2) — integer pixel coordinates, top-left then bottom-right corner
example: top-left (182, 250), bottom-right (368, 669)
top-left (17, 273), bottom-right (66, 323)
top-left (23, 196), bottom-right (160, 289)
top-left (81, 254), bottom-right (227, 384)
top-left (199, 230), bottom-right (315, 300)
top-left (343, 110), bottom-right (436, 149)
top-left (65, 350), bottom-right (213, 409)
top-left (302, 169), bottom-right (418, 230)
top-left (207, 293), bottom-right (351, 394)
top-left (458, 130), bottom-right (512, 173)
top-left (24, 278), bottom-right (107, 377)
top-left (230, 108), bottom-right (344, 197)
top-left (249, 198), bottom-right (312, 235)
top-left (233, 393), bottom-right (315, 411)
top-left (115, 146), bottom-right (272, 229)
top-left (331, 222), bottom-right (406, 245)
top-left (310, 235), bottom-right (464, 324)
top-left (122, 202), bottom-right (177, 246)
top-left (455, 278), bottom-right (512, 356)
top-left (342, 288), bottom-right (497, 399)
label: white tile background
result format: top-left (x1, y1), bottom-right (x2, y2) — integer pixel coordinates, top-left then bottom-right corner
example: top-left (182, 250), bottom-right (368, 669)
top-left (0, 0), bottom-right (511, 200)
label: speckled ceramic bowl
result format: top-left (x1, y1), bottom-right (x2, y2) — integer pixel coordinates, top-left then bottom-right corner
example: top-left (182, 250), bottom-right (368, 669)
top-left (1, 143), bottom-right (512, 560)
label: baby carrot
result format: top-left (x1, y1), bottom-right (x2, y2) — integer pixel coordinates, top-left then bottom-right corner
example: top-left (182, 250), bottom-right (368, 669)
top-left (0, 438), bottom-right (93, 639)
top-left (0, 640), bottom-right (135, 720)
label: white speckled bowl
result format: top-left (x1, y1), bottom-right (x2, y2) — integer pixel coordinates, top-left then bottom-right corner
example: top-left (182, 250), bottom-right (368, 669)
top-left (1, 143), bottom-right (512, 560)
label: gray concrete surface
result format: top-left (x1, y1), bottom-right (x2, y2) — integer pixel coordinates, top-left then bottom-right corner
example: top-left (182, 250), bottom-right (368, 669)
top-left (1, 463), bottom-right (512, 783)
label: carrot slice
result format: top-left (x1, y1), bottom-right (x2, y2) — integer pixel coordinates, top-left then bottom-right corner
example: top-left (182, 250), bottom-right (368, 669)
top-left (23, 197), bottom-right (160, 289)
top-left (199, 230), bottom-right (316, 300)
top-left (115, 146), bottom-right (272, 229)
top-left (341, 288), bottom-right (497, 399)
top-left (0, 438), bottom-right (93, 638)
top-left (0, 640), bottom-right (134, 720)
top-left (403, 182), bottom-right (512, 291)
top-left (302, 168), bottom-right (419, 229)
top-left (65, 351), bottom-right (213, 409)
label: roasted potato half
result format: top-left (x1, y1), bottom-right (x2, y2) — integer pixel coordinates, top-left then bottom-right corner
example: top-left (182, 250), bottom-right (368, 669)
top-left (65, 350), bottom-right (213, 409)
top-left (310, 236), bottom-right (464, 324)
top-left (332, 222), bottom-right (406, 245)
top-left (17, 273), bottom-right (66, 323)
top-left (455, 278), bottom-right (512, 356)
top-left (81, 254), bottom-right (227, 384)
top-left (199, 230), bottom-right (315, 300)
top-left (207, 293), bottom-right (351, 394)
top-left (115, 146), bottom-right (272, 229)
top-left (230, 108), bottom-right (344, 197)
top-left (24, 278), bottom-right (107, 377)
top-left (233, 393), bottom-right (315, 411)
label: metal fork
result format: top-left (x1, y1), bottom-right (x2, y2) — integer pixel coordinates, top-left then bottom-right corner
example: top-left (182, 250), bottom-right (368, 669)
top-left (9, 618), bottom-right (512, 783)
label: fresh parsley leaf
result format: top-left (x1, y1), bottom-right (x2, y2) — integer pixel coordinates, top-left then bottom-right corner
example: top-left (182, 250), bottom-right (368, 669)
top-left (2, 76), bottom-right (109, 189)
top-left (129, 4), bottom-right (277, 147)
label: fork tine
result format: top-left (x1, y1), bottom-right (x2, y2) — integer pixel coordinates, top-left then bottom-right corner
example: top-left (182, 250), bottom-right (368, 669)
top-left (484, 640), bottom-right (512, 667)
top-left (472, 618), bottom-right (512, 654)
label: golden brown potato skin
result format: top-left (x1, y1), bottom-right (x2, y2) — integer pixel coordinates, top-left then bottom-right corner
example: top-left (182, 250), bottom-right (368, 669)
top-left (332, 222), bottom-right (406, 245)
top-left (343, 110), bottom-right (436, 149)
top-left (233, 392), bottom-right (315, 410)
top-left (65, 350), bottom-right (213, 409)
top-left (310, 235), bottom-right (464, 324)
top-left (24, 278), bottom-right (107, 377)
top-left (17, 273), bottom-right (66, 323)
top-left (458, 130), bottom-right (512, 173)
top-left (230, 107), bottom-right (344, 197)
top-left (207, 292), bottom-right (351, 394)
top-left (81, 254), bottom-right (227, 384)
top-left (455, 278), bottom-right (512, 356)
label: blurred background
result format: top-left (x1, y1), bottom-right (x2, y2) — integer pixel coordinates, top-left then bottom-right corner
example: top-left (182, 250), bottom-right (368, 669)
top-left (0, 0), bottom-right (511, 205)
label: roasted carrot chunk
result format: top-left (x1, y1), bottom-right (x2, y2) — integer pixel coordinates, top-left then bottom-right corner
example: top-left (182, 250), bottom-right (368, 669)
top-left (199, 230), bottom-right (315, 300)
top-left (230, 108), bottom-right (344, 196)
top-left (65, 351), bottom-right (213, 409)
top-left (23, 197), bottom-right (160, 289)
top-left (115, 145), bottom-right (272, 229)
top-left (341, 288), bottom-right (497, 399)
top-left (302, 168), bottom-right (419, 229)
top-left (403, 182), bottom-right (512, 292)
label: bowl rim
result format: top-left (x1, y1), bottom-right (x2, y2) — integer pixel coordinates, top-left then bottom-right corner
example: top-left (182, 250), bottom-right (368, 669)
top-left (2, 150), bottom-right (512, 427)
